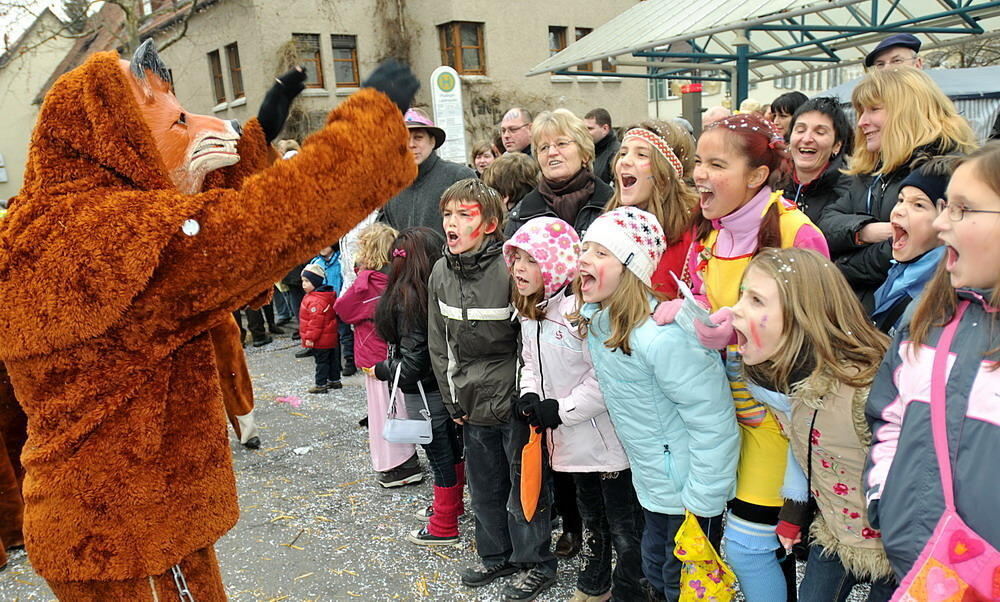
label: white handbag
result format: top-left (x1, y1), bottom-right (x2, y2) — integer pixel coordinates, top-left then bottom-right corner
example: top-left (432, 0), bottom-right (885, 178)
top-left (382, 362), bottom-right (432, 445)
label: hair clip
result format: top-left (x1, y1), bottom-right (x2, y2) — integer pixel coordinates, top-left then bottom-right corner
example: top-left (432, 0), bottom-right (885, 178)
top-left (392, 248), bottom-right (407, 258)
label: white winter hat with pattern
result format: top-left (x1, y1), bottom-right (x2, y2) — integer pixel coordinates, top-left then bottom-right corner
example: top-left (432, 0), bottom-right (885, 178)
top-left (582, 207), bottom-right (665, 287)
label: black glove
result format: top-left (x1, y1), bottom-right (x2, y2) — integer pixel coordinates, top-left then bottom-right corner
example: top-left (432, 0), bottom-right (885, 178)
top-left (373, 360), bottom-right (391, 382)
top-left (528, 398), bottom-right (562, 431)
top-left (257, 66), bottom-right (308, 143)
top-left (361, 59), bottom-right (419, 114)
top-left (514, 392), bottom-right (540, 422)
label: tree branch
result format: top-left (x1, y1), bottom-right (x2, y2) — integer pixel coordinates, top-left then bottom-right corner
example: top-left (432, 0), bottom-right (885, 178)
top-left (156, 0), bottom-right (199, 53)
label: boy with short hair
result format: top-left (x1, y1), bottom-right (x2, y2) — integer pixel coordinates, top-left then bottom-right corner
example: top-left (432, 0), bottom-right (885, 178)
top-left (427, 179), bottom-right (557, 601)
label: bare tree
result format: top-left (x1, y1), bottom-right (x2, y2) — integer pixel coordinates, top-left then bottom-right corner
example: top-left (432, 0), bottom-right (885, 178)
top-left (924, 36), bottom-right (1000, 69)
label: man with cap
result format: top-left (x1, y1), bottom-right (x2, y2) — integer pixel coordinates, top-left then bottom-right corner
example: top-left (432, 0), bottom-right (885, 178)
top-left (866, 33), bottom-right (923, 70)
top-left (379, 108), bottom-right (475, 235)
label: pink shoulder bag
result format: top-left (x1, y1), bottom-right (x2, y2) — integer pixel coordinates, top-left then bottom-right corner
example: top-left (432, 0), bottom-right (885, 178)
top-left (892, 301), bottom-right (1000, 601)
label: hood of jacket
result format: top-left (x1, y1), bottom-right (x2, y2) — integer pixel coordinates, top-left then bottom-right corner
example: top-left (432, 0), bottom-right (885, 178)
top-left (503, 217), bottom-right (581, 299)
top-left (444, 239), bottom-right (505, 278)
top-left (0, 51), bottom-right (229, 360)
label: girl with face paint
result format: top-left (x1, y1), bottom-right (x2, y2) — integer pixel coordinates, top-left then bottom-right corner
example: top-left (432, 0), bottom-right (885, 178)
top-left (731, 248), bottom-right (895, 601)
top-left (573, 207), bottom-right (739, 601)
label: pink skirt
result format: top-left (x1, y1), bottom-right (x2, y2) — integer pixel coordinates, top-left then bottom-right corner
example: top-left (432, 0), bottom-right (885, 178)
top-left (364, 373), bottom-right (415, 472)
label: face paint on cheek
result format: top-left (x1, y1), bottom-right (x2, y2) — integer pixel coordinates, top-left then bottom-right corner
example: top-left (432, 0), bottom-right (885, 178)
top-left (749, 320), bottom-right (764, 349)
top-left (470, 225), bottom-right (482, 239)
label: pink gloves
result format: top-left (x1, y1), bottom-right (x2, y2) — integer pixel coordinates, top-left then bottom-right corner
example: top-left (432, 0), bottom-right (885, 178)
top-left (652, 301), bottom-right (734, 350)
top-left (693, 307), bottom-right (734, 349)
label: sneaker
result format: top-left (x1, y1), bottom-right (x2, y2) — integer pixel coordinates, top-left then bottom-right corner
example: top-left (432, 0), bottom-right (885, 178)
top-left (406, 526), bottom-right (459, 546)
top-left (327, 380), bottom-right (343, 390)
top-left (414, 504), bottom-right (433, 519)
top-left (294, 348), bottom-right (312, 358)
top-left (460, 561), bottom-right (518, 588)
top-left (378, 456), bottom-right (423, 488)
top-left (307, 384), bottom-right (330, 394)
top-left (568, 589), bottom-right (612, 602)
top-left (502, 567), bottom-right (556, 601)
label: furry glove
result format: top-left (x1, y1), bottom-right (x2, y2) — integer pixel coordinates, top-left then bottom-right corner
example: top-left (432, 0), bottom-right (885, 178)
top-left (258, 67), bottom-right (308, 143)
top-left (361, 59), bottom-right (419, 114)
top-left (528, 398), bottom-right (562, 432)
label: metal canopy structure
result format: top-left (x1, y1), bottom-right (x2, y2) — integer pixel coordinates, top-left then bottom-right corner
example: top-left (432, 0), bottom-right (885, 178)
top-left (527, 0), bottom-right (1000, 105)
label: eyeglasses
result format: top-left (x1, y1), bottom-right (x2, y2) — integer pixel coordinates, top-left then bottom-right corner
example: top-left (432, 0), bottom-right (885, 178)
top-left (500, 123), bottom-right (529, 135)
top-left (872, 56), bottom-right (918, 69)
top-left (537, 140), bottom-right (576, 155)
top-left (936, 198), bottom-right (1000, 222)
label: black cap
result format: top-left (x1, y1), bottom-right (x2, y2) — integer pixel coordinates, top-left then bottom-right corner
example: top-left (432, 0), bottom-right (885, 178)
top-left (865, 33), bottom-right (921, 67)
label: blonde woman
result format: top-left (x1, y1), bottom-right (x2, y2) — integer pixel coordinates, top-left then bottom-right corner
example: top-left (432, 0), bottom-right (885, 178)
top-left (731, 248), bottom-right (895, 601)
top-left (605, 119), bottom-right (697, 299)
top-left (819, 67), bottom-right (976, 312)
top-left (505, 109), bottom-right (609, 238)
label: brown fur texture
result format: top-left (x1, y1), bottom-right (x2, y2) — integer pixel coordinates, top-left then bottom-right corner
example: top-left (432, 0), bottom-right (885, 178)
top-left (0, 362), bottom-right (27, 568)
top-left (210, 315), bottom-right (255, 438)
top-left (0, 49), bottom-right (415, 585)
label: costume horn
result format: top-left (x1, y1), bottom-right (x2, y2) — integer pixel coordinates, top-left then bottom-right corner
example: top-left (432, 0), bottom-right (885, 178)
top-left (130, 38), bottom-right (173, 89)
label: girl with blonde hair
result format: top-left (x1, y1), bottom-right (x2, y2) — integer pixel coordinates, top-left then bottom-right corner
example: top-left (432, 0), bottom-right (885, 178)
top-left (606, 119), bottom-right (698, 299)
top-left (505, 109), bottom-right (611, 238)
top-left (574, 206), bottom-right (739, 601)
top-left (820, 66), bottom-right (976, 312)
top-left (731, 247), bottom-right (895, 600)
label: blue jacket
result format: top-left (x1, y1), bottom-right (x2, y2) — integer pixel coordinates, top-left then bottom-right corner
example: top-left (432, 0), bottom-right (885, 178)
top-left (581, 299), bottom-right (739, 516)
top-left (310, 252), bottom-right (343, 293)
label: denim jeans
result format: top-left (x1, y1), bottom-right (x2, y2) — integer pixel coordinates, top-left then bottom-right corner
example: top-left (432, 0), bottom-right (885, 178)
top-left (574, 470), bottom-right (645, 601)
top-left (799, 544), bottom-right (896, 602)
top-left (403, 390), bottom-right (463, 487)
top-left (272, 286), bottom-right (294, 321)
top-left (641, 510), bottom-right (723, 601)
top-left (463, 419), bottom-right (557, 574)
top-left (313, 348), bottom-right (339, 385)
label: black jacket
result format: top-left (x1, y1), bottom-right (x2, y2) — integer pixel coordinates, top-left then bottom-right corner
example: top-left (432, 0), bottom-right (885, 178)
top-left (374, 313), bottom-right (438, 395)
top-left (504, 174), bottom-right (614, 238)
top-left (819, 142), bottom-right (954, 312)
top-left (593, 130), bottom-right (621, 185)
top-left (379, 152), bottom-right (475, 236)
top-left (780, 154), bottom-right (851, 225)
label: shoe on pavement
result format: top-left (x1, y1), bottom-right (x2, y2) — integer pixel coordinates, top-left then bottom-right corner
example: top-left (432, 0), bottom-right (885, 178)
top-left (327, 380), bottom-right (343, 390)
top-left (359, 416), bottom-right (369, 428)
top-left (342, 363), bottom-right (358, 377)
top-left (567, 589), bottom-right (612, 602)
top-left (502, 567), bottom-right (556, 601)
top-left (414, 504), bottom-right (433, 519)
top-left (242, 436), bottom-right (261, 450)
top-left (294, 348), bottom-right (313, 358)
top-left (555, 530), bottom-right (582, 558)
top-left (406, 526), bottom-right (459, 546)
top-left (269, 325), bottom-right (286, 335)
top-left (378, 455), bottom-right (423, 488)
top-left (251, 336), bottom-right (273, 347)
top-left (460, 561), bottom-right (518, 588)
top-left (307, 384), bottom-right (330, 394)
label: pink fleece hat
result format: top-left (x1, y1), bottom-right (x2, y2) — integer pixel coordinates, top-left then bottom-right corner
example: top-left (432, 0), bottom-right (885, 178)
top-left (504, 217), bottom-right (581, 299)
top-left (404, 108), bottom-right (446, 149)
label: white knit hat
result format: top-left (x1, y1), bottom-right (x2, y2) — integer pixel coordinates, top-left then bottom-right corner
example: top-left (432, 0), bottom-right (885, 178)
top-left (582, 207), bottom-right (665, 287)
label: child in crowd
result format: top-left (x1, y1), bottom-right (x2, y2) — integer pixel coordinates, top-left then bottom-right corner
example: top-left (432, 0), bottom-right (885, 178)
top-left (310, 243), bottom-right (356, 376)
top-left (505, 217), bottom-right (643, 601)
top-left (732, 248), bottom-right (896, 601)
top-left (574, 207), bottom-right (739, 602)
top-left (605, 119), bottom-right (697, 299)
top-left (373, 228), bottom-right (460, 527)
top-left (655, 113), bottom-right (829, 601)
top-left (427, 179), bottom-right (557, 600)
top-left (871, 156), bottom-right (952, 334)
top-left (335, 223), bottom-right (422, 487)
top-left (482, 151), bottom-right (541, 213)
top-left (866, 142), bottom-right (1000, 596)
top-left (299, 264), bottom-right (341, 393)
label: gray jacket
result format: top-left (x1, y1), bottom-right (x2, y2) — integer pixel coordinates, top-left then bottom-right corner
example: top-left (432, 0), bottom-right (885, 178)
top-left (427, 241), bottom-right (518, 425)
top-left (379, 153), bottom-right (475, 236)
top-left (864, 289), bottom-right (1000, 580)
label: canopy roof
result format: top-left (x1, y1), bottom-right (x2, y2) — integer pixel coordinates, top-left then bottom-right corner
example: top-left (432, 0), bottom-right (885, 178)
top-left (528, 0), bottom-right (1000, 101)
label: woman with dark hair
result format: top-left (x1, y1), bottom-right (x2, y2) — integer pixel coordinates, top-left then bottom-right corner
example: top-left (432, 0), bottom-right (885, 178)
top-left (778, 96), bottom-right (854, 224)
top-left (770, 91), bottom-right (809, 137)
top-left (373, 227), bottom-right (465, 547)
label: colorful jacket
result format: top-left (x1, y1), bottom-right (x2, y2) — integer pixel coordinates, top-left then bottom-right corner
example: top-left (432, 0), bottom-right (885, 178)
top-left (310, 252), bottom-right (343, 293)
top-left (581, 299), bottom-right (739, 516)
top-left (299, 288), bottom-right (339, 349)
top-left (865, 288), bottom-right (1000, 579)
top-left (334, 269), bottom-right (388, 368)
top-left (428, 241), bottom-right (518, 425)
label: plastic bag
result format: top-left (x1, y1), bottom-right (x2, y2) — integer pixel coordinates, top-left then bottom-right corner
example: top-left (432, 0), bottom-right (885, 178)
top-left (674, 511), bottom-right (736, 601)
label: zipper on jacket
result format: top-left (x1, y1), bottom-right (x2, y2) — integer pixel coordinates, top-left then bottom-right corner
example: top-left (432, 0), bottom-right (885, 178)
top-left (663, 444), bottom-right (676, 481)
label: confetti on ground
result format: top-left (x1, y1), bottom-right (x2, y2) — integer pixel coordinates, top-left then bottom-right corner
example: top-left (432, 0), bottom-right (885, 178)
top-left (274, 396), bottom-right (302, 409)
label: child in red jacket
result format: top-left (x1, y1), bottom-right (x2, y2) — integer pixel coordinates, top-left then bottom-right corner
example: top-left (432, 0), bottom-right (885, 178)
top-left (300, 264), bottom-right (340, 393)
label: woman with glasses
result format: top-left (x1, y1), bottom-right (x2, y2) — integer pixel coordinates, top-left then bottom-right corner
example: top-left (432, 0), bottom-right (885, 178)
top-left (504, 109), bottom-right (613, 240)
top-left (819, 67), bottom-right (976, 313)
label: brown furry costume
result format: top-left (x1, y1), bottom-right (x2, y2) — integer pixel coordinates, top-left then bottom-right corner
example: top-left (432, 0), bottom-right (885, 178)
top-left (0, 361), bottom-right (27, 570)
top-left (212, 313), bottom-right (258, 444)
top-left (0, 50), bottom-right (414, 597)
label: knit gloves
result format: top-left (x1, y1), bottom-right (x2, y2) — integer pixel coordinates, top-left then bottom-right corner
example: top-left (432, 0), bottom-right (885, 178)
top-left (516, 392), bottom-right (562, 432)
